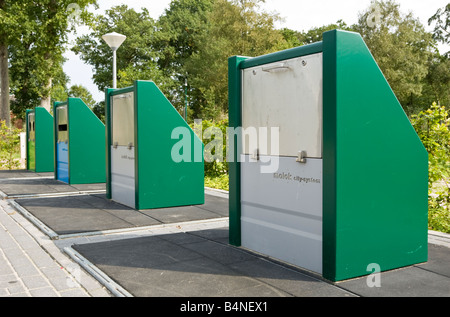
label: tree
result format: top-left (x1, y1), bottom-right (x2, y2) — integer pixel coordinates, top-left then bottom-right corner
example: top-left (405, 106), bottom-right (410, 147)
top-left (296, 20), bottom-right (354, 44)
top-left (184, 0), bottom-right (289, 119)
top-left (429, 3), bottom-right (450, 50)
top-left (68, 84), bottom-right (95, 108)
top-left (1, 0), bottom-right (97, 124)
top-left (353, 0), bottom-right (437, 115)
top-left (73, 5), bottom-right (167, 92)
top-left (153, 0), bottom-right (215, 114)
top-left (422, 4), bottom-right (450, 108)
top-left (420, 53), bottom-right (450, 109)
top-left (411, 103), bottom-right (450, 233)
top-left (0, 0), bottom-right (19, 126)
top-left (155, 0), bottom-right (214, 72)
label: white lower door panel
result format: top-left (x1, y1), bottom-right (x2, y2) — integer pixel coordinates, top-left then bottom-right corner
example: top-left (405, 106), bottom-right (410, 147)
top-left (240, 155), bottom-right (323, 274)
top-left (111, 146), bottom-right (135, 209)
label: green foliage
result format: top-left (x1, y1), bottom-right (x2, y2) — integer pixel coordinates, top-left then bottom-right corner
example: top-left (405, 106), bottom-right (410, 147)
top-left (192, 119), bottom-right (229, 178)
top-left (193, 119), bottom-right (229, 191)
top-left (205, 174), bottom-right (229, 191)
top-left (68, 85), bottom-right (96, 108)
top-left (428, 3), bottom-right (450, 47)
top-left (184, 0), bottom-right (290, 119)
top-left (354, 0), bottom-right (437, 115)
top-left (73, 5), bottom-right (167, 91)
top-left (0, 121), bottom-right (21, 170)
top-left (153, 0), bottom-right (216, 116)
top-left (155, 0), bottom-right (214, 71)
top-left (417, 54), bottom-right (450, 112)
top-left (411, 103), bottom-right (450, 233)
top-left (296, 20), bottom-right (354, 44)
top-left (3, 0), bottom-right (97, 119)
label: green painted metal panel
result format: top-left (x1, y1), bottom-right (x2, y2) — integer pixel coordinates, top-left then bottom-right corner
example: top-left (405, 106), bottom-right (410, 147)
top-left (34, 107), bottom-right (55, 172)
top-left (105, 81), bottom-right (204, 210)
top-left (67, 98), bottom-right (106, 184)
top-left (105, 88), bottom-right (114, 199)
top-left (322, 30), bottom-right (338, 283)
top-left (26, 108), bottom-right (54, 172)
top-left (240, 42), bottom-right (323, 69)
top-left (322, 30), bottom-right (429, 281)
top-left (134, 81), bottom-right (204, 210)
top-left (228, 56), bottom-right (248, 247)
top-left (228, 29), bottom-right (428, 282)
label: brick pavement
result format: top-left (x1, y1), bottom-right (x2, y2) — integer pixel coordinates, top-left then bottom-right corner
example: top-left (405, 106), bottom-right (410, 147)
top-left (0, 199), bottom-right (111, 297)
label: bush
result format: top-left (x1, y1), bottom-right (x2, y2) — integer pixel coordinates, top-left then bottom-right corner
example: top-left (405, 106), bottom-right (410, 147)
top-left (191, 118), bottom-right (229, 191)
top-left (0, 121), bottom-right (21, 170)
top-left (192, 119), bottom-right (229, 176)
top-left (411, 102), bottom-right (450, 233)
top-left (205, 174), bottom-right (229, 191)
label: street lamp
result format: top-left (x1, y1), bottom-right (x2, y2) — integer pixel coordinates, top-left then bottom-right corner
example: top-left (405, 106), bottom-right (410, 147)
top-left (102, 32), bottom-right (126, 89)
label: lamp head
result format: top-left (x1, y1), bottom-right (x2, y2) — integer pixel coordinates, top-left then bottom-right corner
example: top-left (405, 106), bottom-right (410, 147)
top-left (102, 32), bottom-right (127, 50)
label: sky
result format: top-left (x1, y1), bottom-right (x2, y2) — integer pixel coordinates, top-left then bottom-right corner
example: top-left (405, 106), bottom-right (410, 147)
top-left (63, 0), bottom-right (450, 102)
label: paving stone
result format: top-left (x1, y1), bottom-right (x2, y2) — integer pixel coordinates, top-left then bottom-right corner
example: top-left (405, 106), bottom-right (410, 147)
top-left (21, 275), bottom-right (51, 290)
top-left (29, 287), bottom-right (59, 297)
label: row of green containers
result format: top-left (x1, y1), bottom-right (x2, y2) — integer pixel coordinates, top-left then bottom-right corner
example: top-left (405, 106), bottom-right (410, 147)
top-left (26, 81), bottom-right (204, 210)
top-left (26, 30), bottom-right (428, 283)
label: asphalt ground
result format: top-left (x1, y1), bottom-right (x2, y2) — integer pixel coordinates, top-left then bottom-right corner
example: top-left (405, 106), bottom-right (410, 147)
top-left (0, 170), bottom-right (449, 304)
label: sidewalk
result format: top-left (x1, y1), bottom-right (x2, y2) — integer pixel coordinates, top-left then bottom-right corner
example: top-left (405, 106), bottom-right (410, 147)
top-left (0, 199), bottom-right (111, 297)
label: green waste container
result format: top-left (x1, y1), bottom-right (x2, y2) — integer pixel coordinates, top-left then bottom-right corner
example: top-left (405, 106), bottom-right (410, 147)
top-left (105, 80), bottom-right (204, 210)
top-left (53, 98), bottom-right (106, 184)
top-left (26, 107), bottom-right (54, 173)
top-left (228, 29), bottom-right (428, 282)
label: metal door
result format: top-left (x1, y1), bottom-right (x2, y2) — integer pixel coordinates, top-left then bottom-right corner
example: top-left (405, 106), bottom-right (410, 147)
top-left (240, 53), bottom-right (323, 274)
top-left (56, 106), bottom-right (69, 183)
top-left (111, 92), bottom-right (135, 208)
top-left (27, 112), bottom-right (36, 171)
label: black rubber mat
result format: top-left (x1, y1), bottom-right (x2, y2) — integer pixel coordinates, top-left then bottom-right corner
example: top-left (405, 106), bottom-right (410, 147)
top-left (15, 193), bottom-right (228, 236)
top-left (72, 228), bottom-right (353, 297)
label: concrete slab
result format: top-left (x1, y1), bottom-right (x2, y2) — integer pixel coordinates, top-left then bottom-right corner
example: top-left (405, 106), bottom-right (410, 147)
top-left (0, 170), bottom-right (53, 179)
top-left (13, 194), bottom-right (228, 238)
top-left (0, 177), bottom-right (105, 199)
top-left (72, 228), bottom-right (355, 297)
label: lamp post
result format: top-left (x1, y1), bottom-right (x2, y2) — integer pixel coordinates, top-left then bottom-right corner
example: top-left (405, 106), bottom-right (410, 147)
top-left (102, 32), bottom-right (126, 89)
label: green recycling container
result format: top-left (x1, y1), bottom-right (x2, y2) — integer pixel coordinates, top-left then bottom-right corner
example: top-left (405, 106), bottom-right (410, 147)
top-left (105, 80), bottom-right (204, 210)
top-left (26, 107), bottom-right (55, 173)
top-left (53, 98), bottom-right (106, 184)
top-left (228, 29), bottom-right (428, 282)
